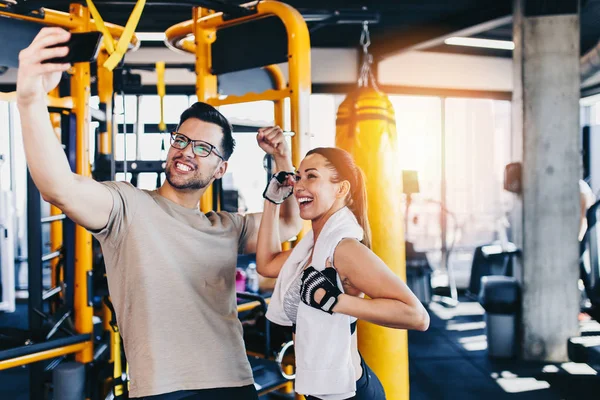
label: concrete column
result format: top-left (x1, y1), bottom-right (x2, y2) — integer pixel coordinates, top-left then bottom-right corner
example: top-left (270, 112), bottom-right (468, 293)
top-left (512, 0), bottom-right (581, 362)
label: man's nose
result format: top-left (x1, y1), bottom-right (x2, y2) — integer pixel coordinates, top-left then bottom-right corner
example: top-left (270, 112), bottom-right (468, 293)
top-left (181, 143), bottom-right (196, 158)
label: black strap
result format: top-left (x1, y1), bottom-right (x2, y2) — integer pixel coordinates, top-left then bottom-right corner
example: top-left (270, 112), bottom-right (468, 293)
top-left (103, 296), bottom-right (118, 332)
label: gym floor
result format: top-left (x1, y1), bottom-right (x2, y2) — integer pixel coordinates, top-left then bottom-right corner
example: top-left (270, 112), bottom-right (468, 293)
top-left (2, 297), bottom-right (600, 399)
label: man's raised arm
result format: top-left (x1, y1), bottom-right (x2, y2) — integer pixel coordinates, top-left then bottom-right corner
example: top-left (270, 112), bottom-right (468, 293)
top-left (17, 27), bottom-right (112, 231)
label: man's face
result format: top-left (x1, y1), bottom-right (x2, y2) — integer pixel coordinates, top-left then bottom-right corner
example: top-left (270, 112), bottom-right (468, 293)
top-left (164, 118), bottom-right (228, 192)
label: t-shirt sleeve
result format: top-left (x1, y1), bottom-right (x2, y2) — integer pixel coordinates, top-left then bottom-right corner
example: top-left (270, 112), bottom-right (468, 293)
top-left (90, 181), bottom-right (139, 246)
top-left (228, 212), bottom-right (257, 254)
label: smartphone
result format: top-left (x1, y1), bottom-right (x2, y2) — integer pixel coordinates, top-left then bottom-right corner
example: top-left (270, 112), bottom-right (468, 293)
top-left (44, 31), bottom-right (103, 64)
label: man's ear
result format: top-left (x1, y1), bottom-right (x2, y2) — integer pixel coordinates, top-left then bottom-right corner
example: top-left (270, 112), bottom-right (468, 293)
top-left (336, 180), bottom-right (351, 199)
top-left (213, 161), bottom-right (228, 180)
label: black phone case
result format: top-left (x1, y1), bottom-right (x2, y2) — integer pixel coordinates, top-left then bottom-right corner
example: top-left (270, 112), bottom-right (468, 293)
top-left (44, 32), bottom-right (103, 64)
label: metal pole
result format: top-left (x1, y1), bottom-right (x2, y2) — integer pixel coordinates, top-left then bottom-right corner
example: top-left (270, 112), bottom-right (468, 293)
top-left (135, 95), bottom-right (142, 161)
top-left (26, 169), bottom-right (44, 400)
top-left (440, 97), bottom-right (457, 303)
top-left (70, 2), bottom-right (94, 364)
top-left (194, 6), bottom-right (217, 213)
top-left (7, 103), bottom-right (15, 193)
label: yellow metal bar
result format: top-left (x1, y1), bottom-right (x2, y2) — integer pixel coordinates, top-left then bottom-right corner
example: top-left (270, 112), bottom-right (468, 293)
top-left (165, 0), bottom-right (313, 146)
top-left (98, 49), bottom-right (115, 373)
top-left (282, 364), bottom-right (294, 394)
top-left (194, 6), bottom-right (218, 213)
top-left (263, 64), bottom-right (292, 251)
top-left (207, 88), bottom-right (291, 107)
top-left (48, 89), bottom-right (64, 306)
top-left (236, 297), bottom-right (270, 313)
top-left (49, 203), bottom-right (63, 294)
top-left (264, 65), bottom-right (286, 85)
top-left (97, 49), bottom-right (113, 155)
top-left (0, 92), bottom-right (73, 110)
top-left (0, 4), bottom-right (140, 50)
top-left (156, 61), bottom-right (167, 132)
top-left (0, 342), bottom-right (89, 371)
top-left (101, 302), bottom-right (115, 363)
top-left (166, 2), bottom-right (272, 52)
top-left (70, 3), bottom-right (94, 364)
top-left (237, 301), bottom-right (261, 313)
top-left (112, 325), bottom-right (125, 396)
top-left (48, 96), bottom-right (74, 110)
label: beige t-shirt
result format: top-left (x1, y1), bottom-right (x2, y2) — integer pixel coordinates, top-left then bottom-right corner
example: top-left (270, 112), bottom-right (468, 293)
top-left (92, 181), bottom-right (255, 398)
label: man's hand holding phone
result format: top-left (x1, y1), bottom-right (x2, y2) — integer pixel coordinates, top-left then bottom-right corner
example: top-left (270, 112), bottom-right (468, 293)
top-left (17, 27), bottom-right (72, 106)
top-left (16, 27), bottom-right (103, 106)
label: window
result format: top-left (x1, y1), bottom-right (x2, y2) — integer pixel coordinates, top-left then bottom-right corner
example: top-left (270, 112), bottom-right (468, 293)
top-left (308, 94), bottom-right (339, 149)
top-left (445, 98), bottom-right (512, 248)
top-left (389, 95), bottom-right (442, 258)
top-left (388, 95), bottom-right (512, 287)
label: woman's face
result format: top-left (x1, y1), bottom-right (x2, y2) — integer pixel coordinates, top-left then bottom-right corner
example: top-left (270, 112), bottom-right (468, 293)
top-left (294, 154), bottom-right (345, 221)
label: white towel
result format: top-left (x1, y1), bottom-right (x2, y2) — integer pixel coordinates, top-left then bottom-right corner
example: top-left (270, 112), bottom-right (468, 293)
top-left (266, 207), bottom-right (363, 399)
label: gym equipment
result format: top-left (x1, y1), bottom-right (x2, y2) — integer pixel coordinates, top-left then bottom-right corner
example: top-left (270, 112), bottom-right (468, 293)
top-left (580, 199), bottom-right (600, 318)
top-left (479, 276), bottom-right (520, 358)
top-left (52, 361), bottom-right (85, 400)
top-left (335, 21), bottom-right (408, 400)
top-left (165, 0), bottom-right (311, 214)
top-left (567, 200), bottom-right (600, 366)
top-left (236, 292), bottom-right (295, 396)
top-left (467, 242), bottom-right (519, 300)
top-left (402, 171), bottom-right (433, 306)
top-left (405, 241), bottom-right (433, 306)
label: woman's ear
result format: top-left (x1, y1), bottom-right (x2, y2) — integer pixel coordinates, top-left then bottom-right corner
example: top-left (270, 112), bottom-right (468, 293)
top-left (337, 180), bottom-right (351, 199)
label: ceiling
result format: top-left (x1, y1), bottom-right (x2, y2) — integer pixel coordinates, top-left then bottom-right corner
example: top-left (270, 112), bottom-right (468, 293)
top-left (10, 0), bottom-right (600, 60)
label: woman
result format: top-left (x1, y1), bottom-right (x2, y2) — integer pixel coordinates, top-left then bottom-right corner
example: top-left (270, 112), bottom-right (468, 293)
top-left (257, 147), bottom-right (430, 400)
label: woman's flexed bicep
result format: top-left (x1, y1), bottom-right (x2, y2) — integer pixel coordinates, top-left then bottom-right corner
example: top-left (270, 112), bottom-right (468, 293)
top-left (331, 238), bottom-right (430, 331)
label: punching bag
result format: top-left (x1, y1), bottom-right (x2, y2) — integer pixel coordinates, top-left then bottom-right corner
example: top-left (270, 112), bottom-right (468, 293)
top-left (336, 86), bottom-right (409, 399)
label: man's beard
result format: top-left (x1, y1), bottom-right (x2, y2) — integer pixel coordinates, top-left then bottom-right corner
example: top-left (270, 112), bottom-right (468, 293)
top-left (165, 162), bottom-right (212, 191)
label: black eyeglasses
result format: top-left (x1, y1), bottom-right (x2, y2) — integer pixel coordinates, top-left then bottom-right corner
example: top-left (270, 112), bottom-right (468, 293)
top-left (169, 132), bottom-right (224, 160)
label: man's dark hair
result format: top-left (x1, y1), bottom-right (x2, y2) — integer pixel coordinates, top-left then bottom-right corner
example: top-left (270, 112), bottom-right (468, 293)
top-left (177, 102), bottom-right (235, 160)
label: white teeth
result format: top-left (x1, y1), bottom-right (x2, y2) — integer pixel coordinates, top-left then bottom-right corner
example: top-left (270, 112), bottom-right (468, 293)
top-left (176, 162), bottom-right (192, 172)
top-left (298, 197), bottom-right (313, 204)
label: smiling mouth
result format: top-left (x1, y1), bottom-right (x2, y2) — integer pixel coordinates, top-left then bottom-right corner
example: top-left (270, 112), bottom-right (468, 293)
top-left (175, 161), bottom-right (194, 172)
top-left (297, 197), bottom-right (314, 208)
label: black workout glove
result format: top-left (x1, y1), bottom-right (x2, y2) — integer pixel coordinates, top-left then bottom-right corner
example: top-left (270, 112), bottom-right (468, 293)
top-left (300, 266), bottom-right (342, 314)
top-left (263, 171), bottom-right (295, 205)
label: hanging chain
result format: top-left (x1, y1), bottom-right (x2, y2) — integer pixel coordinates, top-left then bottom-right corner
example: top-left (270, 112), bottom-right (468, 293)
top-left (360, 21), bottom-right (371, 56)
top-left (358, 21), bottom-right (378, 90)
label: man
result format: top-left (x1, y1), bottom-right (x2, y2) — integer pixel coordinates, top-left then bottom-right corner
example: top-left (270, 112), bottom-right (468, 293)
top-left (17, 27), bottom-right (302, 399)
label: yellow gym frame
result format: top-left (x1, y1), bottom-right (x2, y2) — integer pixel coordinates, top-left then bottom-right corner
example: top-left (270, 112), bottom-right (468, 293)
top-left (165, 0), bottom-right (311, 213)
top-left (0, 3), bottom-right (138, 371)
